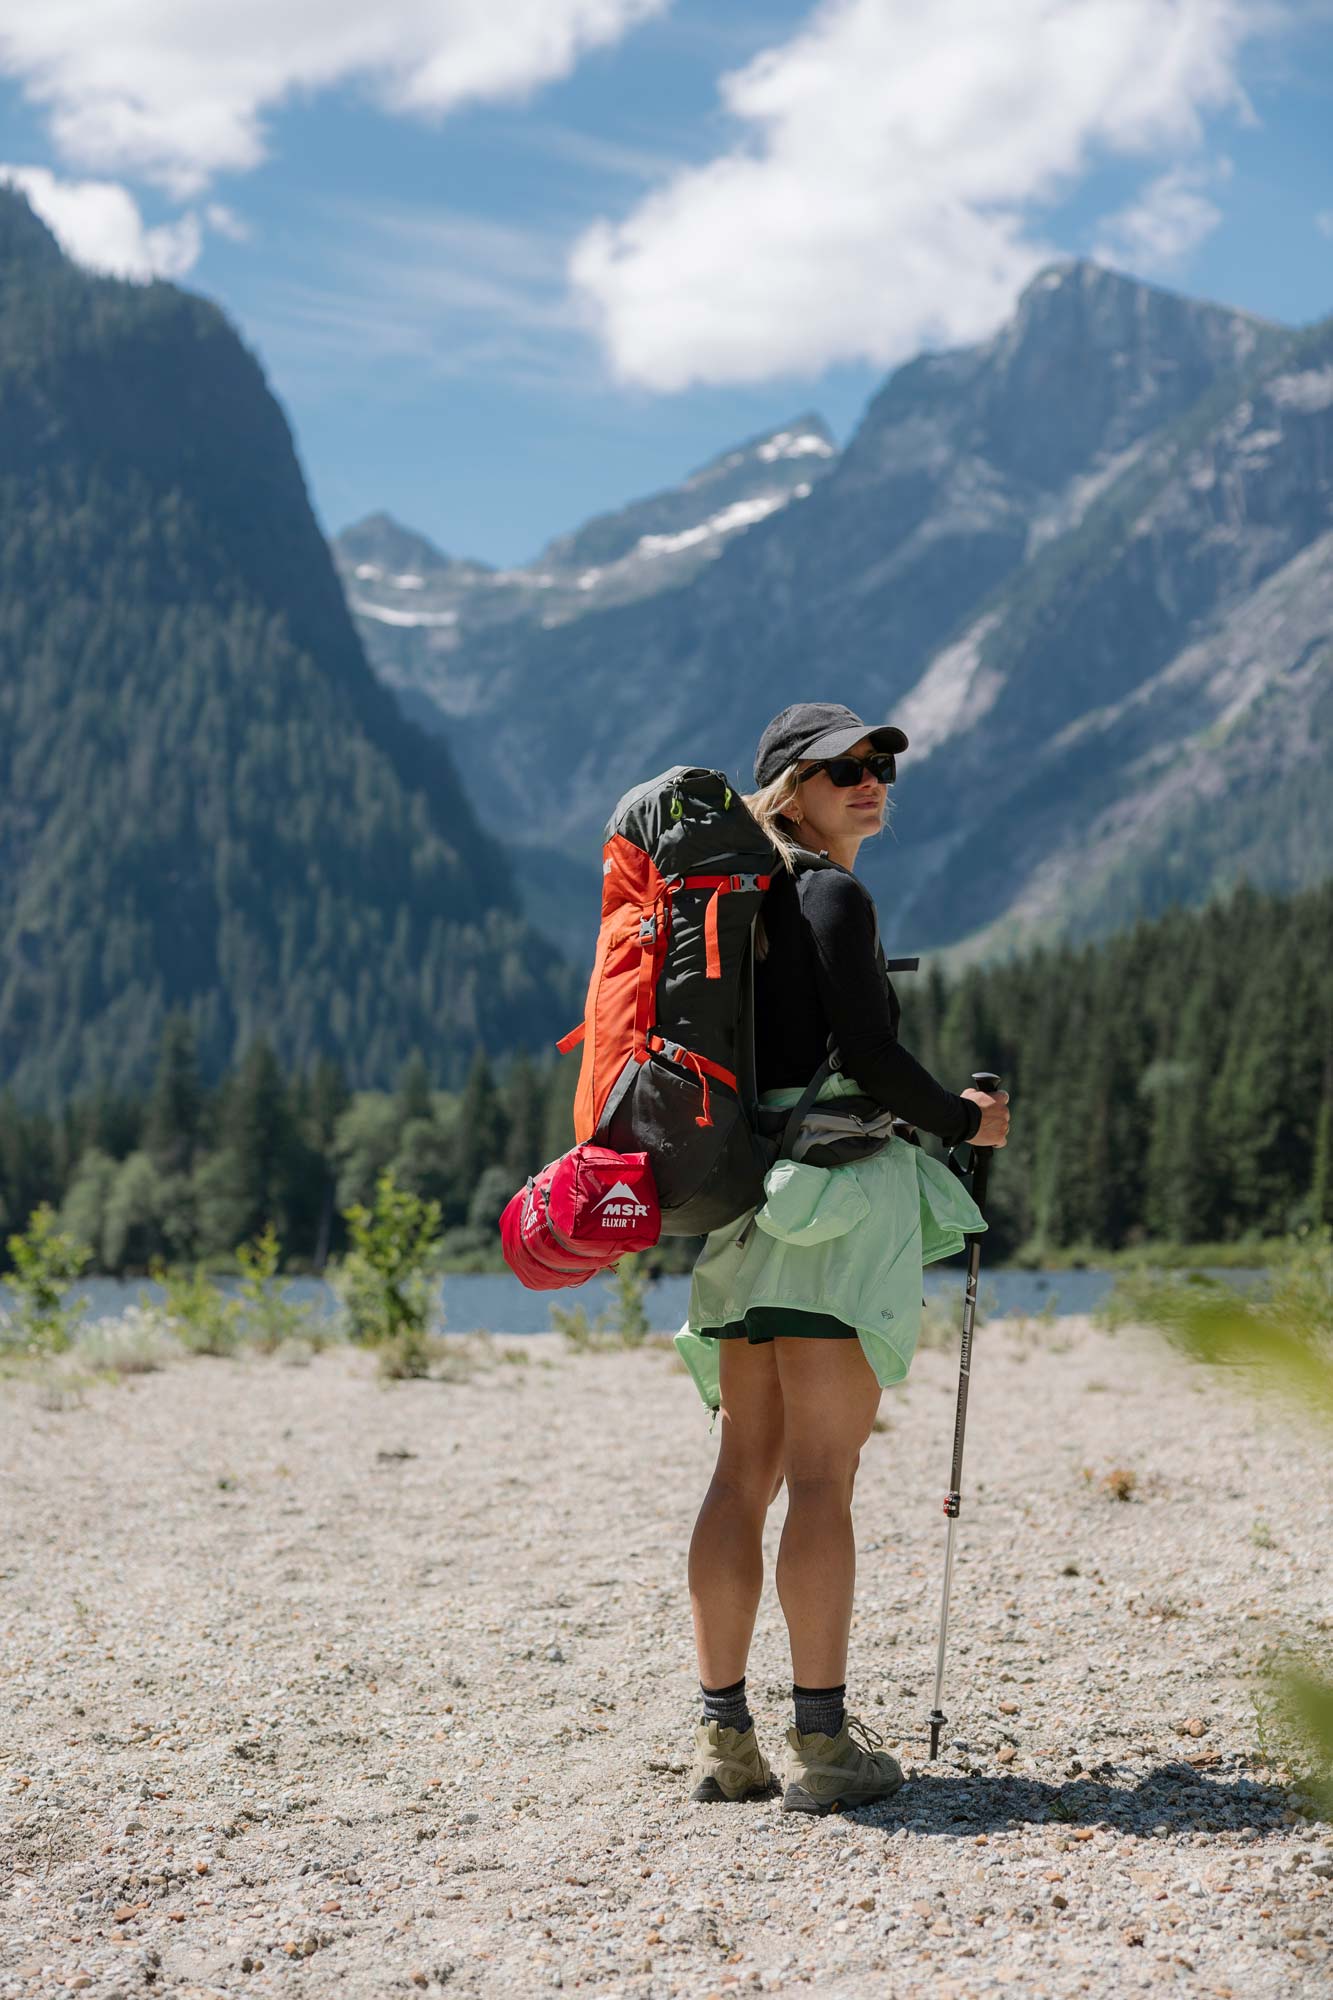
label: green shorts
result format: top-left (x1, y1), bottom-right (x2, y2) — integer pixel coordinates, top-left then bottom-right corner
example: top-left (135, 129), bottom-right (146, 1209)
top-left (701, 1306), bottom-right (858, 1344)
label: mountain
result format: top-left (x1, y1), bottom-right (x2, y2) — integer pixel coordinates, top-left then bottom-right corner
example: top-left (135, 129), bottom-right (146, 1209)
top-left (0, 190), bottom-right (571, 1108)
top-left (886, 308), bottom-right (1333, 958)
top-left (344, 261), bottom-right (1332, 958)
top-left (333, 414), bottom-right (836, 730)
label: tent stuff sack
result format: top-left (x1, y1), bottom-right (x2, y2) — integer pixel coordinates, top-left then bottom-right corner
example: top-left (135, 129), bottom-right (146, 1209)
top-left (553, 766), bottom-right (779, 1236)
top-left (500, 1143), bottom-right (660, 1291)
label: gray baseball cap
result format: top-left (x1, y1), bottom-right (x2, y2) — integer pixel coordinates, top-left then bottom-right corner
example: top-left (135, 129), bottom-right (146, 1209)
top-left (754, 702), bottom-right (908, 787)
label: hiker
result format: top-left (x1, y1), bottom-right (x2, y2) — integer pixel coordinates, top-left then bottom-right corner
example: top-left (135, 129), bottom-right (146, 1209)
top-left (679, 703), bottom-right (1011, 1814)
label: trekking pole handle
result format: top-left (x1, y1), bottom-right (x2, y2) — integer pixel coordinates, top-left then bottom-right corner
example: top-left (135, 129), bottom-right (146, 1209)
top-left (967, 1070), bottom-right (1002, 1214)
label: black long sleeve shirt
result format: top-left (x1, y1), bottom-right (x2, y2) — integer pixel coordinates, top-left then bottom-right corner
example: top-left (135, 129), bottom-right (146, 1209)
top-left (754, 855), bottom-right (983, 1147)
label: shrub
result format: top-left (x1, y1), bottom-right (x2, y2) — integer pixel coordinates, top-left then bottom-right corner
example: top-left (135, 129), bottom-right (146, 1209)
top-left (151, 1259), bottom-right (243, 1356)
top-left (2, 1204), bottom-right (92, 1355)
top-left (236, 1222), bottom-right (314, 1353)
top-left (334, 1172), bottom-right (444, 1359)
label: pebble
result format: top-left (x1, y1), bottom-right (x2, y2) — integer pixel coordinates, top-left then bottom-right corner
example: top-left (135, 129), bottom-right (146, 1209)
top-left (2, 1320), bottom-right (1328, 2000)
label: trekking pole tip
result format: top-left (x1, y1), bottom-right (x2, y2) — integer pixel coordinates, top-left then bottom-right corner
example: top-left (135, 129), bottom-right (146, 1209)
top-left (927, 1710), bottom-right (946, 1761)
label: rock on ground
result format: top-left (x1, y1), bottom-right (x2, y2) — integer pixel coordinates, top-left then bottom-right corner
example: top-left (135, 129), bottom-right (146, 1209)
top-left (1, 1313), bottom-right (1330, 1999)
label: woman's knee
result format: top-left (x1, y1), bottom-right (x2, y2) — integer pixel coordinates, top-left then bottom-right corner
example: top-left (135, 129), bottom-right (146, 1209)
top-left (710, 1449), bottom-right (784, 1511)
top-left (782, 1455), bottom-right (858, 1508)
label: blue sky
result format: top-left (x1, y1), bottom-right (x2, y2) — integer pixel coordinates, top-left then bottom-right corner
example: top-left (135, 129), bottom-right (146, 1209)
top-left (2, 1), bottom-right (1331, 567)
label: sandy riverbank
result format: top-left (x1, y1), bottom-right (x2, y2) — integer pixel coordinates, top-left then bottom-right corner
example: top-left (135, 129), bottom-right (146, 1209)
top-left (1, 1315), bottom-right (1330, 1999)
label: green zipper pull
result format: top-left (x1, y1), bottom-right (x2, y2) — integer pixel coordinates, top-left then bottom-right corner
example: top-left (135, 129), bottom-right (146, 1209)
top-left (670, 784), bottom-right (684, 822)
top-left (723, 785), bottom-right (733, 810)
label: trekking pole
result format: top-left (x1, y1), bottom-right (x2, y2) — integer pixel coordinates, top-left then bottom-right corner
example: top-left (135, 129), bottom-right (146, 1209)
top-left (927, 1069), bottom-right (1002, 1762)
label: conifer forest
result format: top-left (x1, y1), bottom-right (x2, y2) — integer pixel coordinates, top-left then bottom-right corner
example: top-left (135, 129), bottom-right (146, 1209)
top-left (2, 878), bottom-right (1327, 1275)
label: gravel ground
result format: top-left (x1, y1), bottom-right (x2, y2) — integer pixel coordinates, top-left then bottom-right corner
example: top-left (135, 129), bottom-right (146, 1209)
top-left (2, 1311), bottom-right (1330, 2000)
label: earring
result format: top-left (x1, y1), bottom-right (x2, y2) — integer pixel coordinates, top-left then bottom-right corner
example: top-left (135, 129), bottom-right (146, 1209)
top-left (791, 810), bottom-right (802, 825)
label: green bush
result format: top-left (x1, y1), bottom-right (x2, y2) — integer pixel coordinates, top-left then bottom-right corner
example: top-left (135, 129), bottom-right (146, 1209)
top-left (151, 1259), bottom-right (243, 1357)
top-left (236, 1222), bottom-right (316, 1353)
top-left (2, 1204), bottom-right (91, 1355)
top-left (334, 1171), bottom-right (444, 1373)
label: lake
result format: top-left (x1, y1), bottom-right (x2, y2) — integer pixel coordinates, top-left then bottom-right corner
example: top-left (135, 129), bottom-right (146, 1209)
top-left (64, 1264), bottom-right (1265, 1337)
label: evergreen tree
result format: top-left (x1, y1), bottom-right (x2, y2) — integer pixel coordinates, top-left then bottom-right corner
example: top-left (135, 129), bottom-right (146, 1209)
top-left (308, 1057), bottom-right (351, 1272)
top-left (202, 1039), bottom-right (301, 1248)
top-left (144, 1012), bottom-right (204, 1174)
top-left (502, 1054), bottom-right (547, 1179)
top-left (395, 1050), bottom-right (434, 1126)
top-left (542, 1053), bottom-right (580, 1167)
top-left (451, 1050), bottom-right (509, 1197)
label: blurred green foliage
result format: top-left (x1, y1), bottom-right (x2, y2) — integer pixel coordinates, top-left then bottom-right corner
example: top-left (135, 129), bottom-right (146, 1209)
top-left (1103, 1231), bottom-right (1332, 1813)
top-left (335, 1171), bottom-right (444, 1377)
top-left (1, 1203), bottom-right (91, 1353)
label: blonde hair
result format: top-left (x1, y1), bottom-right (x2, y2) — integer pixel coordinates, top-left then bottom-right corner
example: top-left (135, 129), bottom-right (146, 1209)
top-left (742, 762), bottom-right (807, 875)
top-left (743, 755), bottom-right (895, 958)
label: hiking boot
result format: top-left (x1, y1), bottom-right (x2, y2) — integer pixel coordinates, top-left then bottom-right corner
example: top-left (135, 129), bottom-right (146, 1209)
top-left (689, 1720), bottom-right (780, 1803)
top-left (782, 1713), bottom-right (905, 1814)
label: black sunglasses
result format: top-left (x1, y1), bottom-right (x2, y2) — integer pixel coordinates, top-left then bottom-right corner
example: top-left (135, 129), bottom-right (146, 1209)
top-left (798, 751), bottom-right (896, 788)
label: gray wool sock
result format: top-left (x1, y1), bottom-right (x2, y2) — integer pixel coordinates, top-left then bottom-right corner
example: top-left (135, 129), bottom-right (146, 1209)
top-left (793, 1682), bottom-right (846, 1738)
top-left (700, 1676), bottom-right (753, 1734)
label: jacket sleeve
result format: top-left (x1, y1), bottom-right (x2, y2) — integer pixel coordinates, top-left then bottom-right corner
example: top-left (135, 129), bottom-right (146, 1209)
top-left (799, 869), bottom-right (983, 1146)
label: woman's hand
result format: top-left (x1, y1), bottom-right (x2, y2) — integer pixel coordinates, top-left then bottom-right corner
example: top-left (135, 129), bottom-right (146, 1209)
top-left (960, 1087), bottom-right (1010, 1148)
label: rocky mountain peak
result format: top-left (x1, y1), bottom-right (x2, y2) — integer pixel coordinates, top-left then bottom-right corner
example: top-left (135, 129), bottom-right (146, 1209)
top-left (338, 511), bottom-right (488, 588)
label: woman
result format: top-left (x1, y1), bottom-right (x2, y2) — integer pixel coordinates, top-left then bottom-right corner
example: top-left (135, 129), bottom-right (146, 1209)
top-left (676, 702), bottom-right (1010, 1815)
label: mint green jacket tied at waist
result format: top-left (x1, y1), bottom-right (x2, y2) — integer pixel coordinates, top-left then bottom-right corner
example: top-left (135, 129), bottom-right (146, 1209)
top-left (674, 1075), bottom-right (987, 1414)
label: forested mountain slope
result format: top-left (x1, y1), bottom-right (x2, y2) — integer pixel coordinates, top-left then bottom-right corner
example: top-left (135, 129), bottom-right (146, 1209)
top-left (0, 192), bottom-right (570, 1109)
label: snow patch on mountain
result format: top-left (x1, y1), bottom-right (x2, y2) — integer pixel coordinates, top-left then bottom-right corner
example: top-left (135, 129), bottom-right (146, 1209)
top-left (756, 428), bottom-right (835, 463)
top-left (635, 490), bottom-right (796, 559)
top-left (351, 599), bottom-right (459, 629)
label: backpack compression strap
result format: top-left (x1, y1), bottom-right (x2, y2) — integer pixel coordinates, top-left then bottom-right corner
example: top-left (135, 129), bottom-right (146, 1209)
top-left (678, 874), bottom-right (771, 978)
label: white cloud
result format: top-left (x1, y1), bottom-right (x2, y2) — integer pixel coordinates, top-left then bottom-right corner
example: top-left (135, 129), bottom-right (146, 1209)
top-left (0, 0), bottom-right (669, 197)
top-left (1317, 210), bottom-right (1333, 240)
top-left (205, 201), bottom-right (250, 242)
top-left (1092, 160), bottom-right (1228, 273)
top-left (570, 0), bottom-right (1274, 390)
top-left (0, 163), bottom-right (201, 277)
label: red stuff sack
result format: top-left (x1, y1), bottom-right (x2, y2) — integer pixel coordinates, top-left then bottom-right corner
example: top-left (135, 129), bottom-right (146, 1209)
top-left (499, 1144), bottom-right (660, 1292)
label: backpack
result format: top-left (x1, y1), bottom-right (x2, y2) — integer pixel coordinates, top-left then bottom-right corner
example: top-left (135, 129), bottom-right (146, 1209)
top-left (554, 766), bottom-right (777, 1235)
top-left (498, 764), bottom-right (921, 1284)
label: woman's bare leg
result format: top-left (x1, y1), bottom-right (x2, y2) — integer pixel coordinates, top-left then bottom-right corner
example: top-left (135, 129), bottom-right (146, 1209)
top-left (773, 1337), bottom-right (882, 1688)
top-left (688, 1340), bottom-right (785, 1690)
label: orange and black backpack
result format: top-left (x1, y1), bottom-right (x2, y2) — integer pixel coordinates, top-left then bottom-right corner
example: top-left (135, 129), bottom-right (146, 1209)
top-left (555, 765), bottom-right (778, 1235)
